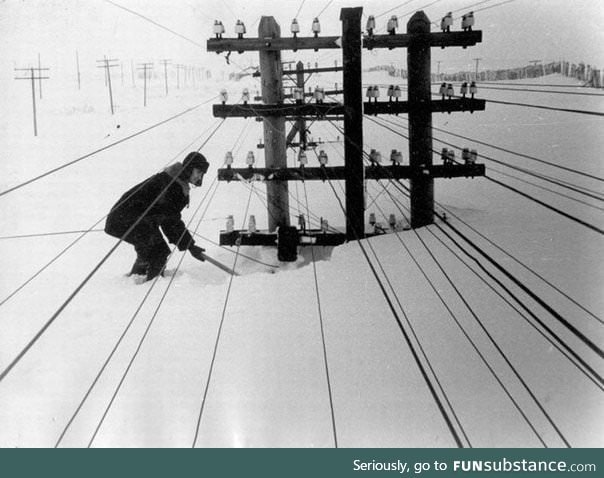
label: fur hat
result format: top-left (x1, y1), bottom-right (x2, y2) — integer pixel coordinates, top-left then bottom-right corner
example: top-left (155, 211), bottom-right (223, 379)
top-left (181, 152), bottom-right (209, 178)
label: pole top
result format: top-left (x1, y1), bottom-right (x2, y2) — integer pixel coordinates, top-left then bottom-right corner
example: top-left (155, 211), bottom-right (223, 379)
top-left (259, 16), bottom-right (281, 37)
top-left (407, 11), bottom-right (430, 33)
top-left (340, 7), bottom-right (363, 21)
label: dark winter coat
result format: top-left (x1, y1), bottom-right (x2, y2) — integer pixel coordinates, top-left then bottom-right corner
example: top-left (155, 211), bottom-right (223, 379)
top-left (105, 163), bottom-right (195, 251)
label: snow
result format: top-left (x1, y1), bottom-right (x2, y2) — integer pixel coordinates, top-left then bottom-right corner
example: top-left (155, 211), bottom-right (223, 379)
top-left (0, 0), bottom-right (603, 448)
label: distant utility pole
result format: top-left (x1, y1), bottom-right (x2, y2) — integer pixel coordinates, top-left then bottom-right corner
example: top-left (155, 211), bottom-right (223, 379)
top-left (75, 51), bottom-right (81, 90)
top-left (131, 59), bottom-right (136, 87)
top-left (160, 59), bottom-right (171, 96)
top-left (473, 57), bottom-right (481, 81)
top-left (14, 66), bottom-right (50, 136)
top-left (96, 56), bottom-right (119, 114)
top-left (176, 64), bottom-right (186, 88)
top-left (436, 60), bottom-right (442, 80)
top-left (138, 62), bottom-right (154, 106)
top-left (37, 53), bottom-right (43, 99)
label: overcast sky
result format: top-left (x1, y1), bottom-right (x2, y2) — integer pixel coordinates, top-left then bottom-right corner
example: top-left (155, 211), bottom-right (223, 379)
top-left (2, 0), bottom-right (603, 75)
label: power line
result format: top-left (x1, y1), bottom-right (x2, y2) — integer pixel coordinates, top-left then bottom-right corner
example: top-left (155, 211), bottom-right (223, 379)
top-left (192, 185), bottom-right (255, 447)
top-left (373, 170), bottom-right (604, 388)
top-left (0, 122), bottom-right (223, 309)
top-left (303, 182), bottom-right (339, 448)
top-left (0, 98), bottom-right (215, 198)
top-left (103, 0), bottom-right (206, 48)
top-left (324, 177), bottom-right (466, 447)
top-left (87, 181), bottom-right (221, 447)
top-left (369, 115), bottom-right (604, 235)
top-left (0, 120), bottom-right (226, 383)
top-left (55, 178), bottom-right (219, 447)
top-left (367, 161), bottom-right (567, 446)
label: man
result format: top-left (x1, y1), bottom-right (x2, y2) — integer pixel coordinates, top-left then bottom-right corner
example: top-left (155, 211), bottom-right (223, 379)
top-left (105, 151), bottom-right (209, 282)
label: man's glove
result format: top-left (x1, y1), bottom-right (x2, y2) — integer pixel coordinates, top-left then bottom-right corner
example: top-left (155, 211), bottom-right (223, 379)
top-left (189, 245), bottom-right (206, 261)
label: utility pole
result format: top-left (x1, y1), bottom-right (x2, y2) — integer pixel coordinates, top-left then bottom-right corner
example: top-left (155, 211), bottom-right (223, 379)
top-left (473, 57), bottom-right (481, 81)
top-left (408, 12), bottom-right (433, 228)
top-left (436, 60), bottom-right (442, 80)
top-left (259, 16), bottom-right (290, 231)
top-left (341, 7), bottom-right (365, 239)
top-left (160, 59), bottom-right (171, 96)
top-left (75, 50), bottom-right (81, 90)
top-left (131, 59), bottom-right (136, 87)
top-left (96, 56), bottom-right (119, 114)
top-left (37, 53), bottom-right (43, 99)
top-left (14, 67), bottom-right (50, 136)
top-left (138, 62), bottom-right (153, 106)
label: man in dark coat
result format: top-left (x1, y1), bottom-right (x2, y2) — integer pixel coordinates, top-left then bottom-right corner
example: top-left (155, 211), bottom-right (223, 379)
top-left (105, 151), bottom-right (209, 281)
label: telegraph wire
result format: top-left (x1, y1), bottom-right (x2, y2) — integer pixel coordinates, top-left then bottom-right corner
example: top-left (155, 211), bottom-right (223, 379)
top-left (103, 0), bottom-right (206, 48)
top-left (0, 120), bottom-right (223, 309)
top-left (192, 185), bottom-right (255, 447)
top-left (358, 138), bottom-right (604, 359)
top-left (386, 175), bottom-right (604, 385)
top-left (374, 180), bottom-right (604, 390)
top-left (427, 198), bottom-right (603, 326)
top-left (335, 116), bottom-right (604, 386)
top-left (0, 120), bottom-right (227, 383)
top-left (374, 0), bottom-right (418, 19)
top-left (369, 162), bottom-right (604, 393)
top-left (422, 224), bottom-right (604, 391)
top-left (470, 85), bottom-right (604, 97)
top-left (0, 98), bottom-right (216, 198)
top-left (302, 181), bottom-right (339, 448)
top-left (325, 178), bottom-right (465, 447)
top-left (367, 164), bottom-right (563, 446)
top-left (316, 0), bottom-right (335, 19)
top-left (55, 177), bottom-right (219, 447)
top-left (382, 114), bottom-right (604, 196)
top-left (88, 179), bottom-right (221, 447)
top-left (428, 122), bottom-right (604, 183)
top-left (481, 97), bottom-right (604, 117)
top-left (367, 201), bottom-right (473, 446)
top-left (295, 0), bottom-right (307, 19)
top-left (369, 115), bottom-right (604, 235)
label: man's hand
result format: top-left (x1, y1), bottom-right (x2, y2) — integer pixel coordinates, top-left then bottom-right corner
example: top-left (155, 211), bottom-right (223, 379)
top-left (189, 245), bottom-right (206, 261)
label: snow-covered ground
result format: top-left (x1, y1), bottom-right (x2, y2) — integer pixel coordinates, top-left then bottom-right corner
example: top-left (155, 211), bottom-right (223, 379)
top-left (1, 1), bottom-right (603, 448)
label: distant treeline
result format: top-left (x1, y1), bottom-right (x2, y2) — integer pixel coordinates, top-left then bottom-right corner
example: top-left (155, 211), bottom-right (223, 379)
top-left (367, 61), bottom-right (604, 87)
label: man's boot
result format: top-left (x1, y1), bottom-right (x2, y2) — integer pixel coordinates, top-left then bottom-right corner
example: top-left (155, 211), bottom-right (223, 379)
top-left (129, 255), bottom-right (149, 276)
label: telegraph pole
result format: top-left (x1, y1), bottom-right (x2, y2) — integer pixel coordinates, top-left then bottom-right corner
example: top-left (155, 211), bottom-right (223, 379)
top-left (408, 12), bottom-right (434, 228)
top-left (473, 57), bottom-right (481, 81)
top-left (138, 62), bottom-right (153, 106)
top-left (14, 67), bottom-right (50, 136)
top-left (75, 51), bottom-right (81, 90)
top-left (160, 59), bottom-right (171, 96)
top-left (259, 16), bottom-right (290, 231)
top-left (96, 56), bottom-right (119, 114)
top-left (340, 7), bottom-right (365, 239)
top-left (37, 53), bottom-right (43, 99)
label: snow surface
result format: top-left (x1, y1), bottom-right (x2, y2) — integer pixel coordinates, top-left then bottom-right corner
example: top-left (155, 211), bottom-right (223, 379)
top-left (0, 1), bottom-right (603, 448)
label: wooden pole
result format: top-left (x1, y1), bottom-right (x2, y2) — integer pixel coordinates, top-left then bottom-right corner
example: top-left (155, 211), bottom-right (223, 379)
top-left (76, 51), bottom-right (81, 90)
top-left (340, 7), bottom-right (364, 240)
top-left (37, 53), bottom-right (43, 99)
top-left (30, 68), bottom-right (38, 136)
top-left (407, 11), bottom-right (434, 228)
top-left (259, 16), bottom-right (289, 231)
top-left (105, 57), bottom-right (115, 115)
top-left (295, 61), bottom-right (307, 147)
